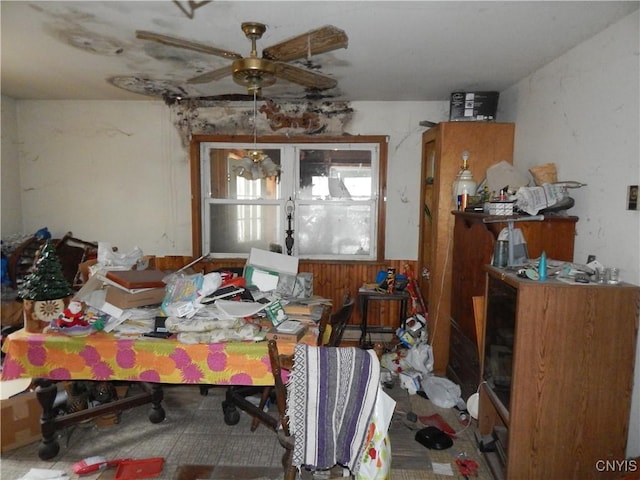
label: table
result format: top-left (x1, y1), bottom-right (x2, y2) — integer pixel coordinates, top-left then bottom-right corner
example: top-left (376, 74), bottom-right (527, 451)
top-left (357, 288), bottom-right (410, 348)
top-left (1, 329), bottom-right (311, 459)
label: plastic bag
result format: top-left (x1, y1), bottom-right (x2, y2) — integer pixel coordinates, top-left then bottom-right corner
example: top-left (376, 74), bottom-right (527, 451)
top-left (161, 273), bottom-right (204, 318)
top-left (380, 351), bottom-right (409, 375)
top-left (497, 227), bottom-right (528, 266)
top-left (195, 272), bottom-right (223, 304)
top-left (356, 389), bottom-right (396, 480)
top-left (421, 375), bottom-right (462, 409)
top-left (404, 342), bottom-right (433, 375)
top-left (97, 242), bottom-right (143, 268)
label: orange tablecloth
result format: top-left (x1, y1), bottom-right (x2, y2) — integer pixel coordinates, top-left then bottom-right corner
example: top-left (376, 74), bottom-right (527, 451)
top-left (1, 329), bottom-right (308, 386)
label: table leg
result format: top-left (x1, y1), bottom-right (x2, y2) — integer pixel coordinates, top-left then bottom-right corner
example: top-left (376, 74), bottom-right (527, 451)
top-left (34, 379), bottom-right (60, 460)
top-left (32, 380), bottom-right (164, 459)
top-left (148, 383), bottom-right (165, 423)
top-left (359, 296), bottom-right (369, 347)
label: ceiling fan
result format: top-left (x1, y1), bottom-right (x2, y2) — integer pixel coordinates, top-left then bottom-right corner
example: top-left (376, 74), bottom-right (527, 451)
top-left (136, 22), bottom-right (348, 94)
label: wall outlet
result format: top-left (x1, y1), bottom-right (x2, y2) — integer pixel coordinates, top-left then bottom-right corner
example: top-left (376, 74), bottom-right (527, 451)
top-left (628, 185), bottom-right (638, 211)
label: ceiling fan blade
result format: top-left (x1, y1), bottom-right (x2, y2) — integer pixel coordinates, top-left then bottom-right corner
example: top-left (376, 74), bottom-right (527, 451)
top-left (262, 25), bottom-right (348, 62)
top-left (275, 63), bottom-right (337, 90)
top-left (187, 65), bottom-right (233, 84)
top-left (136, 30), bottom-right (243, 60)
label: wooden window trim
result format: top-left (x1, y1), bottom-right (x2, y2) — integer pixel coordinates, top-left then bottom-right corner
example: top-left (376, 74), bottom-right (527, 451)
top-left (189, 134), bottom-right (387, 261)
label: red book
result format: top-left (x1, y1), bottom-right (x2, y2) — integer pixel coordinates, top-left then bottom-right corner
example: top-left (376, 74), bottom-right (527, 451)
top-left (105, 269), bottom-right (167, 289)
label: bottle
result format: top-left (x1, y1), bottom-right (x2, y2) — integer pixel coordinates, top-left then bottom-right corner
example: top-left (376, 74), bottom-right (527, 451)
top-left (538, 251), bottom-right (547, 281)
top-left (452, 151), bottom-right (477, 209)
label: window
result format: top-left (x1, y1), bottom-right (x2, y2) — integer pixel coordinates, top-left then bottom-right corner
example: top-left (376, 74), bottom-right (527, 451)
top-left (190, 135), bottom-right (387, 261)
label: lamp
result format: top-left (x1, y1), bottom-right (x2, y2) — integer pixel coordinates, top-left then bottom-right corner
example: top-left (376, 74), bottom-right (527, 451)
top-left (452, 150), bottom-right (476, 210)
top-left (285, 197), bottom-right (295, 256)
top-left (231, 89), bottom-right (280, 180)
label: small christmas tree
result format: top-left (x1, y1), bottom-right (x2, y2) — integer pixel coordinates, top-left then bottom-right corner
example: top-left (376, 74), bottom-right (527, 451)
top-left (18, 239), bottom-right (74, 301)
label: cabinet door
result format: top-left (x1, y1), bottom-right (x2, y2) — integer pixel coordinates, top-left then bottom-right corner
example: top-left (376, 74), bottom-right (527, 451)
top-left (419, 122), bottom-right (516, 375)
top-left (419, 137), bottom-right (437, 305)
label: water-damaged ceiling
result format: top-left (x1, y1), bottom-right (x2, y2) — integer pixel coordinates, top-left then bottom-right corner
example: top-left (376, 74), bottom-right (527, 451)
top-left (1, 1), bottom-right (638, 102)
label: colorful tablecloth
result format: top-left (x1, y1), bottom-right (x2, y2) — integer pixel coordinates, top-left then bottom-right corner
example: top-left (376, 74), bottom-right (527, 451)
top-left (1, 329), bottom-right (308, 386)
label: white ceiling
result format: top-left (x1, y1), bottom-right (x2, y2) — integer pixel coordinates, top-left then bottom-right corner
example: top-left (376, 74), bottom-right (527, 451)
top-left (1, 1), bottom-right (638, 102)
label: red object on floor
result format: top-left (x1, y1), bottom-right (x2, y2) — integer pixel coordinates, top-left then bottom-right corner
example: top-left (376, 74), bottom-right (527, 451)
top-left (456, 458), bottom-right (479, 477)
top-left (418, 413), bottom-right (457, 438)
top-left (72, 456), bottom-right (129, 475)
top-left (115, 457), bottom-right (165, 480)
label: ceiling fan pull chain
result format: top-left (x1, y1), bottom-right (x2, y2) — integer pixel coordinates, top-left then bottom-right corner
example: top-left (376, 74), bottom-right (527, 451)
top-left (253, 89), bottom-right (258, 145)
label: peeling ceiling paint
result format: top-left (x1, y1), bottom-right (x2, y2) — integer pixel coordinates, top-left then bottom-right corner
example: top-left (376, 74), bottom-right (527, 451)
top-left (2, 1), bottom-right (638, 101)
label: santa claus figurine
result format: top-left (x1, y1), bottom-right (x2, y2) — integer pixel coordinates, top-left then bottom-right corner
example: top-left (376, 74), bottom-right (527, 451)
top-left (57, 300), bottom-right (88, 328)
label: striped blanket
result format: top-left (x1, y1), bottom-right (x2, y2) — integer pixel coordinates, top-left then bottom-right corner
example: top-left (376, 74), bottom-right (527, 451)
top-left (287, 345), bottom-right (381, 474)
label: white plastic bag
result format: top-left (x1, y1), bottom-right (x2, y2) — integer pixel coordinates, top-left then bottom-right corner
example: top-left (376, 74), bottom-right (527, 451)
top-left (404, 343), bottom-right (433, 375)
top-left (195, 272), bottom-right (223, 304)
top-left (421, 375), bottom-right (462, 409)
top-left (97, 242), bottom-right (143, 268)
top-left (356, 389), bottom-right (396, 480)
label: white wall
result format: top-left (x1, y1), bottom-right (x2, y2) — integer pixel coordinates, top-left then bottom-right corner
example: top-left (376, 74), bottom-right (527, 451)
top-left (500, 10), bottom-right (640, 458)
top-left (12, 101), bottom-right (192, 254)
top-left (350, 101), bottom-right (450, 259)
top-left (1, 95), bottom-right (22, 235)
top-left (6, 99), bottom-right (448, 258)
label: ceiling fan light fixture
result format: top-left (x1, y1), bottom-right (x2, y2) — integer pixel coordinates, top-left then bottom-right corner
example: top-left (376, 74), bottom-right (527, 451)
top-left (247, 149), bottom-right (265, 162)
top-left (231, 89), bottom-right (280, 181)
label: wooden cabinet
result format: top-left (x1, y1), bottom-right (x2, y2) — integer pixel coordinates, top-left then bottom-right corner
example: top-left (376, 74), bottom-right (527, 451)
top-left (449, 212), bottom-right (578, 399)
top-left (418, 122), bottom-right (515, 374)
top-left (479, 267), bottom-right (639, 479)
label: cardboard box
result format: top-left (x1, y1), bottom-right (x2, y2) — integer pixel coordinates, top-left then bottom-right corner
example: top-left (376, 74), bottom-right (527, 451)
top-left (243, 248), bottom-right (299, 292)
top-left (105, 269), bottom-right (167, 289)
top-left (264, 300), bottom-right (288, 326)
top-left (105, 286), bottom-right (165, 309)
top-left (1, 380), bottom-right (41, 452)
top-left (265, 324), bottom-right (307, 342)
top-left (450, 91), bottom-right (499, 121)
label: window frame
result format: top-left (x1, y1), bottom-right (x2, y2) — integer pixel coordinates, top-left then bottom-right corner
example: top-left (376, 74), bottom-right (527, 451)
top-left (189, 135), bottom-right (388, 262)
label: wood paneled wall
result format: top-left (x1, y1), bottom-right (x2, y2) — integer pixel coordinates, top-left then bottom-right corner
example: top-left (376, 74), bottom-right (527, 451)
top-left (152, 256), bottom-right (418, 330)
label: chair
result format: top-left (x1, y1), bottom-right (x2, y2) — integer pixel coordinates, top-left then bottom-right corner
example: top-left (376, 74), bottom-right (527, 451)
top-left (223, 293), bottom-right (354, 431)
top-left (246, 303), bottom-right (333, 431)
top-left (325, 292), bottom-right (355, 347)
top-left (268, 340), bottom-right (298, 480)
top-left (248, 293), bottom-right (354, 431)
top-left (268, 339), bottom-right (381, 479)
